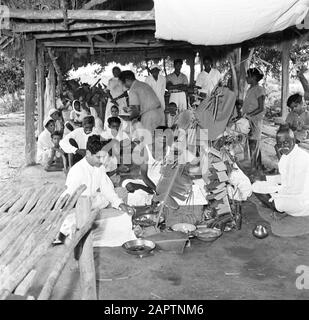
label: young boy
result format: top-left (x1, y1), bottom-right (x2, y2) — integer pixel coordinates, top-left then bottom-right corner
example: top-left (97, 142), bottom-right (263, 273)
top-left (286, 93), bottom-right (309, 143)
top-left (45, 131), bottom-right (68, 173)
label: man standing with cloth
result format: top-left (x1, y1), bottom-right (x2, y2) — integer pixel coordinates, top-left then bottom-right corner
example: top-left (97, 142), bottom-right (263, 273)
top-left (119, 70), bottom-right (164, 136)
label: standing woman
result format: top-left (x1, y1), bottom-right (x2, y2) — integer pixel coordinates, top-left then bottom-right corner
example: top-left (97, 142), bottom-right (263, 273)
top-left (242, 68), bottom-right (266, 171)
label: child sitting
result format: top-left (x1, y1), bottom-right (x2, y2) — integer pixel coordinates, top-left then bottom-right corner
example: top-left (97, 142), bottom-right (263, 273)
top-left (105, 105), bottom-right (131, 135)
top-left (45, 131), bottom-right (68, 173)
top-left (286, 93), bottom-right (309, 143)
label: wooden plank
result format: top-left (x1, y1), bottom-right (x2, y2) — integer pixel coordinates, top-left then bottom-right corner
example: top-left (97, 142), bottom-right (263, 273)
top-left (8, 9), bottom-right (155, 21)
top-left (34, 25), bottom-right (155, 39)
top-left (42, 40), bottom-right (171, 49)
top-left (281, 41), bottom-right (291, 121)
top-left (37, 208), bottom-right (99, 300)
top-left (24, 39), bottom-right (37, 165)
top-left (0, 186), bottom-right (86, 300)
top-left (14, 270), bottom-right (37, 296)
top-left (36, 46), bottom-right (45, 135)
top-left (76, 196), bottom-right (97, 300)
top-left (12, 22), bottom-right (132, 33)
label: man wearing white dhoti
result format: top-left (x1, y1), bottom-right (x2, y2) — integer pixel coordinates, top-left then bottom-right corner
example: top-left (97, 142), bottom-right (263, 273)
top-left (166, 59), bottom-right (188, 114)
top-left (60, 135), bottom-right (136, 247)
top-left (253, 125), bottom-right (309, 217)
top-left (145, 64), bottom-right (166, 111)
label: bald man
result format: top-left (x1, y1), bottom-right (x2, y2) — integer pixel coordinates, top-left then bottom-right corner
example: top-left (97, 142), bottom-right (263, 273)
top-left (253, 124), bottom-right (309, 217)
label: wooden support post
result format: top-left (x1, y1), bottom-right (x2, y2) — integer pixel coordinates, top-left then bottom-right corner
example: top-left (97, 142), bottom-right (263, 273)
top-left (24, 39), bottom-right (37, 165)
top-left (281, 41), bottom-right (291, 121)
top-left (76, 196), bottom-right (97, 300)
top-left (189, 56), bottom-right (195, 85)
top-left (36, 46), bottom-right (45, 134)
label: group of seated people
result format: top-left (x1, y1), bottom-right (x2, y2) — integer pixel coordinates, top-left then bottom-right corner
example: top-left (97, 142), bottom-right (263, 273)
top-left (37, 62), bottom-right (309, 245)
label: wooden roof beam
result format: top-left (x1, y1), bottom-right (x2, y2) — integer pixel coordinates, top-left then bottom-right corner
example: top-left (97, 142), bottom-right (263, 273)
top-left (94, 35), bottom-right (109, 42)
top-left (11, 22), bottom-right (149, 33)
top-left (41, 40), bottom-right (181, 49)
top-left (34, 25), bottom-right (155, 39)
top-left (8, 9), bottom-right (155, 21)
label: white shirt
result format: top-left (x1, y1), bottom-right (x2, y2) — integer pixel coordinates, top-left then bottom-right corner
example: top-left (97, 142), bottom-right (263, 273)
top-left (145, 74), bottom-right (166, 109)
top-left (101, 127), bottom-right (130, 142)
top-left (196, 68), bottom-right (222, 96)
top-left (59, 127), bottom-right (99, 154)
top-left (37, 129), bottom-right (53, 164)
top-left (253, 145), bottom-right (309, 217)
top-left (65, 158), bottom-right (123, 209)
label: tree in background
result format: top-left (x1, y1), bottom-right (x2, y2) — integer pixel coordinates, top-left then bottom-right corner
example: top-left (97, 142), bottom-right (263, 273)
top-left (253, 41), bottom-right (309, 99)
top-left (0, 53), bottom-right (24, 113)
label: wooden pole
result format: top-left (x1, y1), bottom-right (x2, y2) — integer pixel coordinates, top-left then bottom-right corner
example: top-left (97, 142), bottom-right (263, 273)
top-left (36, 46), bottom-right (45, 134)
top-left (76, 196), bottom-right (97, 300)
top-left (189, 56), bottom-right (195, 85)
top-left (8, 9), bottom-right (155, 21)
top-left (42, 40), bottom-right (174, 49)
top-left (281, 41), bottom-right (291, 121)
top-left (37, 208), bottom-right (99, 300)
top-left (34, 25), bottom-right (155, 39)
top-left (24, 39), bottom-right (37, 165)
top-left (12, 22), bottom-right (140, 33)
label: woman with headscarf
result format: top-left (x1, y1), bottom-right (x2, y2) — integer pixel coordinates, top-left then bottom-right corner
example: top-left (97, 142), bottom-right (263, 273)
top-left (242, 68), bottom-right (266, 171)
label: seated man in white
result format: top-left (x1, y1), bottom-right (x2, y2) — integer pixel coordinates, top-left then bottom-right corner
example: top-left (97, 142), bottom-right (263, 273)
top-left (60, 135), bottom-right (136, 247)
top-left (253, 124), bottom-right (309, 218)
top-left (60, 115), bottom-right (99, 165)
top-left (37, 117), bottom-right (55, 166)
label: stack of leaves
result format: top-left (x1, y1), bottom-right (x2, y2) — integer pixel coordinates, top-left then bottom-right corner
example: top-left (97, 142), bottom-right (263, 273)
top-left (203, 148), bottom-right (232, 219)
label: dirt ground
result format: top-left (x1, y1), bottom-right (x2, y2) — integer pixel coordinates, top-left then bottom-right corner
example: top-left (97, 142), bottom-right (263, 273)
top-left (1, 116), bottom-right (309, 300)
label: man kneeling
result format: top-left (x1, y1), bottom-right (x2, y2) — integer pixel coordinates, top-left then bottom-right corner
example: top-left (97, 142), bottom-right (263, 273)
top-left (59, 135), bottom-right (136, 247)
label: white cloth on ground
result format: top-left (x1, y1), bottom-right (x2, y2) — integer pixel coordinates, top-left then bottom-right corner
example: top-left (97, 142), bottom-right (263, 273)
top-left (60, 158), bottom-right (136, 246)
top-left (252, 144), bottom-right (309, 216)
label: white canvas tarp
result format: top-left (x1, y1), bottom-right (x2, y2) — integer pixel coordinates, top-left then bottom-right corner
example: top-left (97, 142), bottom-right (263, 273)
top-left (154, 0), bottom-right (309, 46)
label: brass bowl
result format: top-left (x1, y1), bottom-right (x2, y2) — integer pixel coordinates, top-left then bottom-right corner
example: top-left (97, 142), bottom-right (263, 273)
top-left (194, 227), bottom-right (222, 242)
top-left (122, 239), bottom-right (156, 256)
top-left (252, 225), bottom-right (269, 239)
